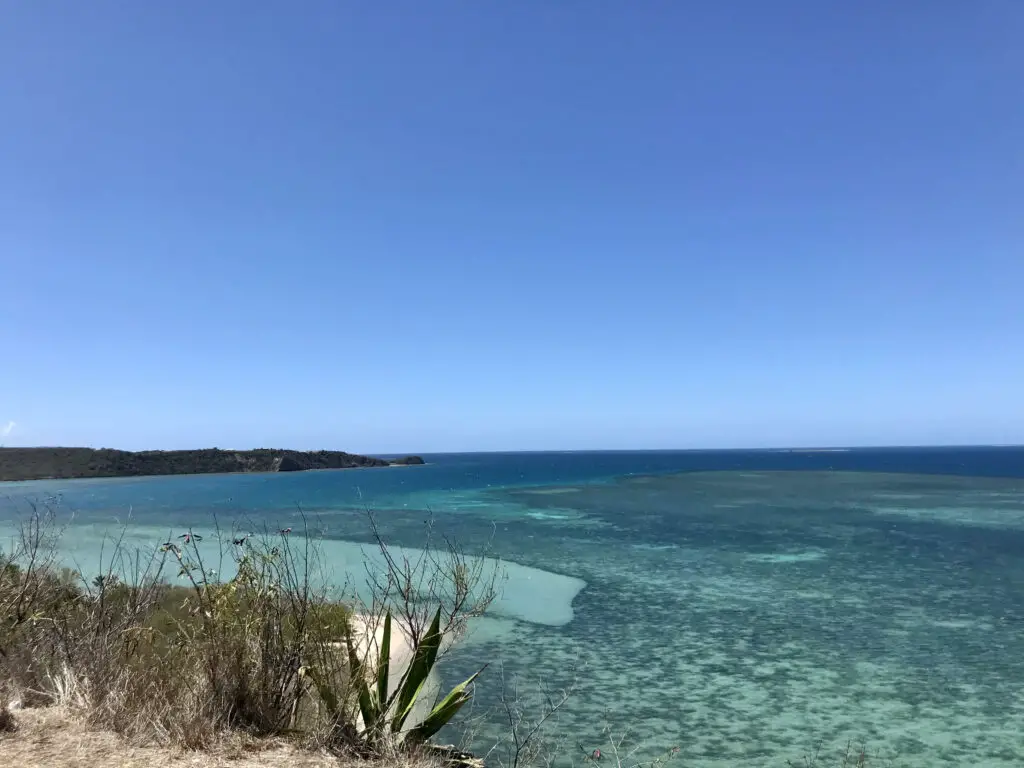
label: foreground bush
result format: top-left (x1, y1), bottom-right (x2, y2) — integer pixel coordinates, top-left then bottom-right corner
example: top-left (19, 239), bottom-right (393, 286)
top-left (0, 505), bottom-right (494, 758)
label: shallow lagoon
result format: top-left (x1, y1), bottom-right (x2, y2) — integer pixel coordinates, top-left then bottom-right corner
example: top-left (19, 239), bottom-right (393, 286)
top-left (3, 449), bottom-right (1024, 765)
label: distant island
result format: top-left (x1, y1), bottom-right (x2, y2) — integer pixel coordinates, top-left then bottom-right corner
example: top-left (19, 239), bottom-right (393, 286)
top-left (0, 447), bottom-right (425, 482)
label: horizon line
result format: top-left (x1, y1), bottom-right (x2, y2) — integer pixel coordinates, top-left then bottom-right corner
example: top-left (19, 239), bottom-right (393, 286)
top-left (2, 443), bottom-right (1022, 455)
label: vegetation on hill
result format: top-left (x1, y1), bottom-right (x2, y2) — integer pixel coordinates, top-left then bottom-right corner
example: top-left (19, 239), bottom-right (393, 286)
top-left (0, 447), bottom-right (425, 482)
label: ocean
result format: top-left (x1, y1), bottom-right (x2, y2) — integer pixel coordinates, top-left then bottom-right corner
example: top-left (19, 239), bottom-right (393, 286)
top-left (2, 447), bottom-right (1024, 766)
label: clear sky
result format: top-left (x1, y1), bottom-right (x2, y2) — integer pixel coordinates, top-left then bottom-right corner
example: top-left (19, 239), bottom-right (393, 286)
top-left (1, 2), bottom-right (1021, 453)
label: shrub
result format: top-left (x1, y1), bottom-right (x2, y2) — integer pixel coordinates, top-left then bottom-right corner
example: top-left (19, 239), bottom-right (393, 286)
top-left (307, 606), bottom-right (484, 751)
top-left (0, 504), bottom-right (496, 758)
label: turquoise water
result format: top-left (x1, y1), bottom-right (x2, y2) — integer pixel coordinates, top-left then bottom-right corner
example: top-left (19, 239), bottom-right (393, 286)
top-left (2, 448), bottom-right (1024, 765)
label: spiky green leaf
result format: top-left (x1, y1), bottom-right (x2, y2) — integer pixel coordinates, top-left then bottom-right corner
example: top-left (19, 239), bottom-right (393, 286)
top-left (391, 606), bottom-right (443, 733)
top-left (376, 611), bottom-right (392, 726)
top-left (404, 666), bottom-right (485, 747)
top-left (344, 620), bottom-right (379, 730)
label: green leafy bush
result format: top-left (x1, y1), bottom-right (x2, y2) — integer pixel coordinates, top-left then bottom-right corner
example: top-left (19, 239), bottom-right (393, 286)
top-left (306, 607), bottom-right (483, 750)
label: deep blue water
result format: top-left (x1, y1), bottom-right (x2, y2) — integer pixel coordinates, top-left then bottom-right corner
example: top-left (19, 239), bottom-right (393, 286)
top-left (3, 446), bottom-right (1024, 766)
top-left (3, 446), bottom-right (1022, 523)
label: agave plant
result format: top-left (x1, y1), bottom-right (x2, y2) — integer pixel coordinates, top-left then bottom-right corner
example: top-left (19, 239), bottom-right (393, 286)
top-left (306, 606), bottom-right (484, 748)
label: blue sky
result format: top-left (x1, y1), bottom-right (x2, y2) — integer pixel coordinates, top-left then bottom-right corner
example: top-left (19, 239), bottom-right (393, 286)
top-left (1, 2), bottom-right (1021, 452)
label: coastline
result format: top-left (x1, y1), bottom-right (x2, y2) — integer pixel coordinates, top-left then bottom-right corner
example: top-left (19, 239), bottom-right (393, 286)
top-left (4, 450), bottom-right (1024, 764)
top-left (0, 461), bottom-right (429, 486)
top-left (0, 447), bottom-right (425, 483)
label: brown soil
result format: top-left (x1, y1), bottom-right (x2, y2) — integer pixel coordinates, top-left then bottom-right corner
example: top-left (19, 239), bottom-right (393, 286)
top-left (0, 707), bottom-right (391, 768)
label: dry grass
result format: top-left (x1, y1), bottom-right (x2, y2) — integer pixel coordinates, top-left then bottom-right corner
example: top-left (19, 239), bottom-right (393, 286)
top-left (0, 505), bottom-right (496, 764)
top-left (0, 706), bottom-right (442, 768)
top-left (0, 508), bottom-right (362, 748)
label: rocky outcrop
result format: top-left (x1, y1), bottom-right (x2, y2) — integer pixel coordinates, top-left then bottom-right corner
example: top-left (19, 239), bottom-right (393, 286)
top-left (274, 454), bottom-right (309, 472)
top-left (389, 455), bottom-right (425, 466)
